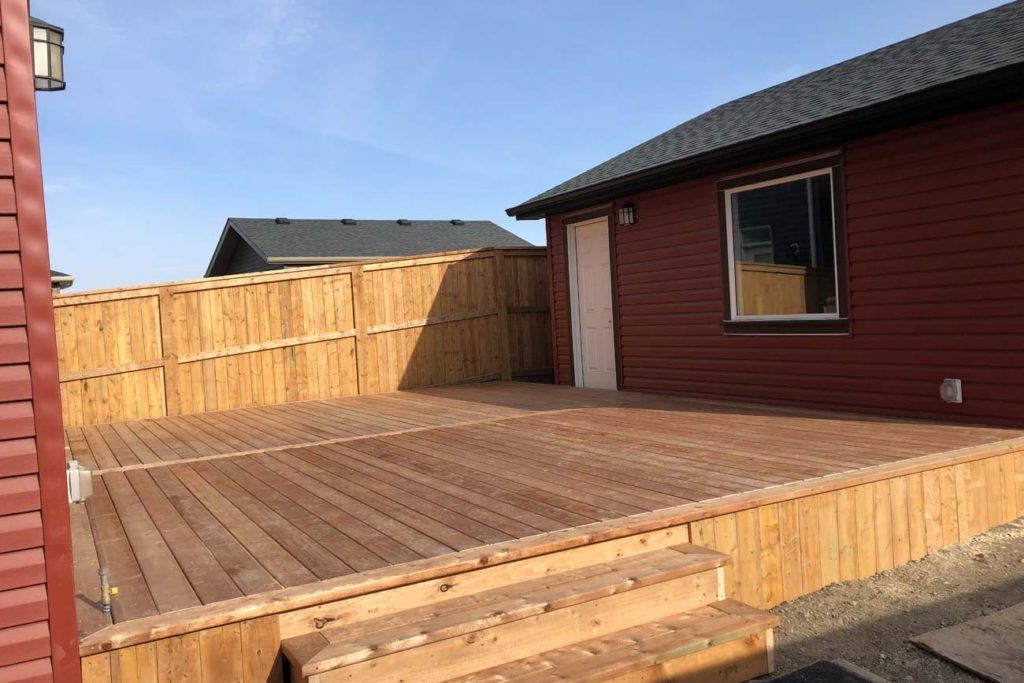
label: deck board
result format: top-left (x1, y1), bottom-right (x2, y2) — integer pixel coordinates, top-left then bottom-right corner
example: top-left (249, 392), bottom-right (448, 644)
top-left (68, 382), bottom-right (1024, 639)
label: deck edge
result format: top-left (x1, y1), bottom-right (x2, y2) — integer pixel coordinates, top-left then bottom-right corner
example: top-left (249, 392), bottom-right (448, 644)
top-left (76, 434), bottom-right (1024, 656)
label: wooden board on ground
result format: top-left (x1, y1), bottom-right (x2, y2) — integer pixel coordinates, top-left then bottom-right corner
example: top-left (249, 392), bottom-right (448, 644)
top-left (911, 602), bottom-right (1024, 682)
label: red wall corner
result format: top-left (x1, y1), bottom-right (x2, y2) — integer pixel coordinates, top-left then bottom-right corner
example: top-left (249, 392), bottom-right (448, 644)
top-left (0, 1), bottom-right (80, 680)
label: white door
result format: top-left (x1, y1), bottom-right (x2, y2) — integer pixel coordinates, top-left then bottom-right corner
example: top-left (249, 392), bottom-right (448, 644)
top-left (569, 218), bottom-right (617, 389)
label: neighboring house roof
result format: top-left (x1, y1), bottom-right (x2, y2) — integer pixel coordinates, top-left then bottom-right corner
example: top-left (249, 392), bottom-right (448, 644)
top-left (205, 218), bottom-right (533, 277)
top-left (508, 1), bottom-right (1024, 218)
top-left (50, 269), bottom-right (73, 290)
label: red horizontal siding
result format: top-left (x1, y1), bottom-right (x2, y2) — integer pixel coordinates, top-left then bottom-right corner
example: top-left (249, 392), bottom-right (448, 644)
top-left (0, 143), bottom-right (12, 178)
top-left (0, 365), bottom-right (31, 402)
top-left (0, 513), bottom-right (42, 554)
top-left (0, 328), bottom-right (28, 366)
top-left (0, 291), bottom-right (25, 327)
top-left (0, 217), bottom-right (16, 252)
top-left (0, 585), bottom-right (47, 630)
top-left (0, 549), bottom-right (44, 591)
top-left (0, 4), bottom-right (78, 677)
top-left (0, 657), bottom-right (51, 683)
top-left (0, 402), bottom-right (33, 441)
top-left (548, 101), bottom-right (1024, 425)
top-left (0, 476), bottom-right (38, 515)
top-left (547, 216), bottom-right (573, 385)
top-left (0, 253), bottom-right (20, 290)
top-left (0, 621), bottom-right (49, 668)
top-left (0, 440), bottom-right (36, 478)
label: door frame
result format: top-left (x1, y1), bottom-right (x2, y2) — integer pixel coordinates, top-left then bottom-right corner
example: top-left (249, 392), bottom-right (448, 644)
top-left (564, 208), bottom-right (621, 389)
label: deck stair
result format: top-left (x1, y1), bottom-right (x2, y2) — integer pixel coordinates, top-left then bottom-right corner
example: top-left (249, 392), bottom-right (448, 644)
top-left (282, 543), bottom-right (778, 682)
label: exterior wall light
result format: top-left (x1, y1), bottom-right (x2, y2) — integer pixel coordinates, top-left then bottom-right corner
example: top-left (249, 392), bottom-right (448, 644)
top-left (30, 16), bottom-right (65, 91)
top-left (617, 203), bottom-right (635, 226)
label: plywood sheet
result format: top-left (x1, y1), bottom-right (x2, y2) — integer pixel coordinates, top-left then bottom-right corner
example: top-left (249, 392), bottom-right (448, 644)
top-left (912, 602), bottom-right (1024, 682)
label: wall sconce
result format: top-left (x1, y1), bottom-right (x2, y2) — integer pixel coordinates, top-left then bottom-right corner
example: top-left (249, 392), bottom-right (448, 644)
top-left (30, 16), bottom-right (65, 92)
top-left (617, 203), bottom-right (635, 226)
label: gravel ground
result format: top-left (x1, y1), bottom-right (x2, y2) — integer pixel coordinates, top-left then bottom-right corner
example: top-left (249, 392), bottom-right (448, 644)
top-left (768, 517), bottom-right (1024, 682)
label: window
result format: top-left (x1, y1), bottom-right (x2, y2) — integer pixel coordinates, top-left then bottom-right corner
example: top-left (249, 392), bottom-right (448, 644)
top-left (719, 158), bottom-right (848, 332)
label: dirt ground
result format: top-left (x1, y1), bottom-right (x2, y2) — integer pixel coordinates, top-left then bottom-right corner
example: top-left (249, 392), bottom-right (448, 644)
top-left (768, 517), bottom-right (1024, 682)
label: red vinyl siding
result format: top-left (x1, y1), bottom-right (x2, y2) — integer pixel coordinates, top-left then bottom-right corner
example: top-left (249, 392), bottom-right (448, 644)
top-left (0, 658), bottom-right (51, 683)
top-left (0, 621), bottom-right (50, 668)
top-left (548, 101), bottom-right (1024, 425)
top-left (0, 2), bottom-right (79, 681)
top-left (546, 216), bottom-right (574, 385)
top-left (0, 513), bottom-right (42, 554)
top-left (0, 549), bottom-right (45, 591)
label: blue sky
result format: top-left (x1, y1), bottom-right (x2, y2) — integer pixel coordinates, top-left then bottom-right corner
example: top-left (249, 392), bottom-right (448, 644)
top-left (35, 0), bottom-right (1004, 290)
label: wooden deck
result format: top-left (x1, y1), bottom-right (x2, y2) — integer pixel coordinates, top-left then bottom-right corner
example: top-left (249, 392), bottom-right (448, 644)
top-left (68, 382), bottom-right (1024, 646)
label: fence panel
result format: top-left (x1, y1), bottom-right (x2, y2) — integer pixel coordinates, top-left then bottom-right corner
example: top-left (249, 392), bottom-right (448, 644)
top-left (54, 248), bottom-right (551, 427)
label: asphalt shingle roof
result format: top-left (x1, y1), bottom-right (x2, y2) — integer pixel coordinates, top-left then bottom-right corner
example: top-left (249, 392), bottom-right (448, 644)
top-left (510, 1), bottom-right (1024, 214)
top-left (230, 218), bottom-right (532, 260)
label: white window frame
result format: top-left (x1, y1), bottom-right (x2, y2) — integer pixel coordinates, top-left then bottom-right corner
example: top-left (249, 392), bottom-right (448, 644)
top-left (724, 167), bottom-right (840, 321)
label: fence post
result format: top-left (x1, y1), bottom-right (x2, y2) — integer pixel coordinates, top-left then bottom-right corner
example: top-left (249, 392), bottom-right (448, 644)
top-left (351, 266), bottom-right (371, 394)
top-left (158, 288), bottom-right (180, 416)
top-left (492, 249), bottom-right (512, 381)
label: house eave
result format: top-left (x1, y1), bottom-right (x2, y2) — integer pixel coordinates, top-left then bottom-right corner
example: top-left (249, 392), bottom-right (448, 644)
top-left (507, 64), bottom-right (1024, 220)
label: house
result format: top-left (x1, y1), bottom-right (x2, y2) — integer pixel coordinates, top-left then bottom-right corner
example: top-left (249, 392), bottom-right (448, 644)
top-left (50, 269), bottom-right (73, 294)
top-left (0, 2), bottom-right (79, 681)
top-left (508, 1), bottom-right (1024, 426)
top-left (204, 217), bottom-right (532, 276)
top-left (42, 4), bottom-right (1024, 682)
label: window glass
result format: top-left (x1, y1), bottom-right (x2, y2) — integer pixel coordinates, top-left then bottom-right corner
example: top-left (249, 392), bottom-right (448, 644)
top-left (33, 40), bottom-right (48, 78)
top-left (729, 172), bottom-right (837, 317)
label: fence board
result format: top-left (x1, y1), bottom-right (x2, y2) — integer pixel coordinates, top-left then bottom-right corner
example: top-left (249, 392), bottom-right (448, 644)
top-left (54, 249), bottom-right (551, 427)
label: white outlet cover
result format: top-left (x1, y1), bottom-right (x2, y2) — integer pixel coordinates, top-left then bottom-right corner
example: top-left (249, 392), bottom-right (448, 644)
top-left (940, 378), bottom-right (962, 404)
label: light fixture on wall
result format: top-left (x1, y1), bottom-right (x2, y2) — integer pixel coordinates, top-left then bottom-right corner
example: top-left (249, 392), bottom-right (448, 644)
top-left (617, 203), bottom-right (636, 226)
top-left (30, 16), bottom-right (65, 91)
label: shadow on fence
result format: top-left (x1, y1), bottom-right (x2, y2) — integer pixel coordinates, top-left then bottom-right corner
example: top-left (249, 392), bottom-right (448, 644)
top-left (52, 248), bottom-right (552, 427)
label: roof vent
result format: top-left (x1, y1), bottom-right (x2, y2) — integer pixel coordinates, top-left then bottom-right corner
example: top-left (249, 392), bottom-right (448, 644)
top-left (274, 217), bottom-right (290, 224)
top-left (450, 219), bottom-right (464, 225)
top-left (396, 219), bottom-right (412, 226)
top-left (341, 218), bottom-right (356, 225)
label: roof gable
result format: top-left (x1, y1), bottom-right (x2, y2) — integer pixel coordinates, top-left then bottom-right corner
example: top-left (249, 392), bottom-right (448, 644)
top-left (508, 1), bottom-right (1024, 217)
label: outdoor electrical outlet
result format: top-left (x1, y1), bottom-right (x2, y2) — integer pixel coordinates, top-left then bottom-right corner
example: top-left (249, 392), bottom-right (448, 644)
top-left (940, 378), bottom-right (963, 404)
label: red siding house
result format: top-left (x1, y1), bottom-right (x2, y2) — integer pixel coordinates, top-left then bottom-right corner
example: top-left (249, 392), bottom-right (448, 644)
top-left (0, 2), bottom-right (78, 681)
top-left (508, 3), bottom-right (1024, 427)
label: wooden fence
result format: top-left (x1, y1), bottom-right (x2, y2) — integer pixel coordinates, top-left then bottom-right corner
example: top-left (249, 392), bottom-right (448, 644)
top-left (53, 248), bottom-right (552, 427)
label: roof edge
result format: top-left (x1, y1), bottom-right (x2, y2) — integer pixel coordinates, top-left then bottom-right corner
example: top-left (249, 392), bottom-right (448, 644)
top-left (224, 218), bottom-right (273, 261)
top-left (204, 219), bottom-right (272, 278)
top-left (507, 64), bottom-right (1024, 219)
top-left (266, 256), bottom-right (396, 264)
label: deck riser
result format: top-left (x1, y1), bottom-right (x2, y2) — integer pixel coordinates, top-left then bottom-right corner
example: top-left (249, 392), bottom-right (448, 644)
top-left (281, 527), bottom-right (690, 640)
top-left (316, 572), bottom-right (720, 683)
top-left (606, 631), bottom-right (772, 683)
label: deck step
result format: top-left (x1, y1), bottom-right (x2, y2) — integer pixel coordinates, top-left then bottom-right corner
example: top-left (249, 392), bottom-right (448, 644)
top-left (451, 599), bottom-right (779, 683)
top-left (285, 543), bottom-right (730, 679)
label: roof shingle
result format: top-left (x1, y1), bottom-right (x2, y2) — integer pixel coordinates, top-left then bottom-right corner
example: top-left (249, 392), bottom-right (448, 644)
top-left (509, 1), bottom-right (1024, 215)
top-left (229, 218), bottom-right (531, 260)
